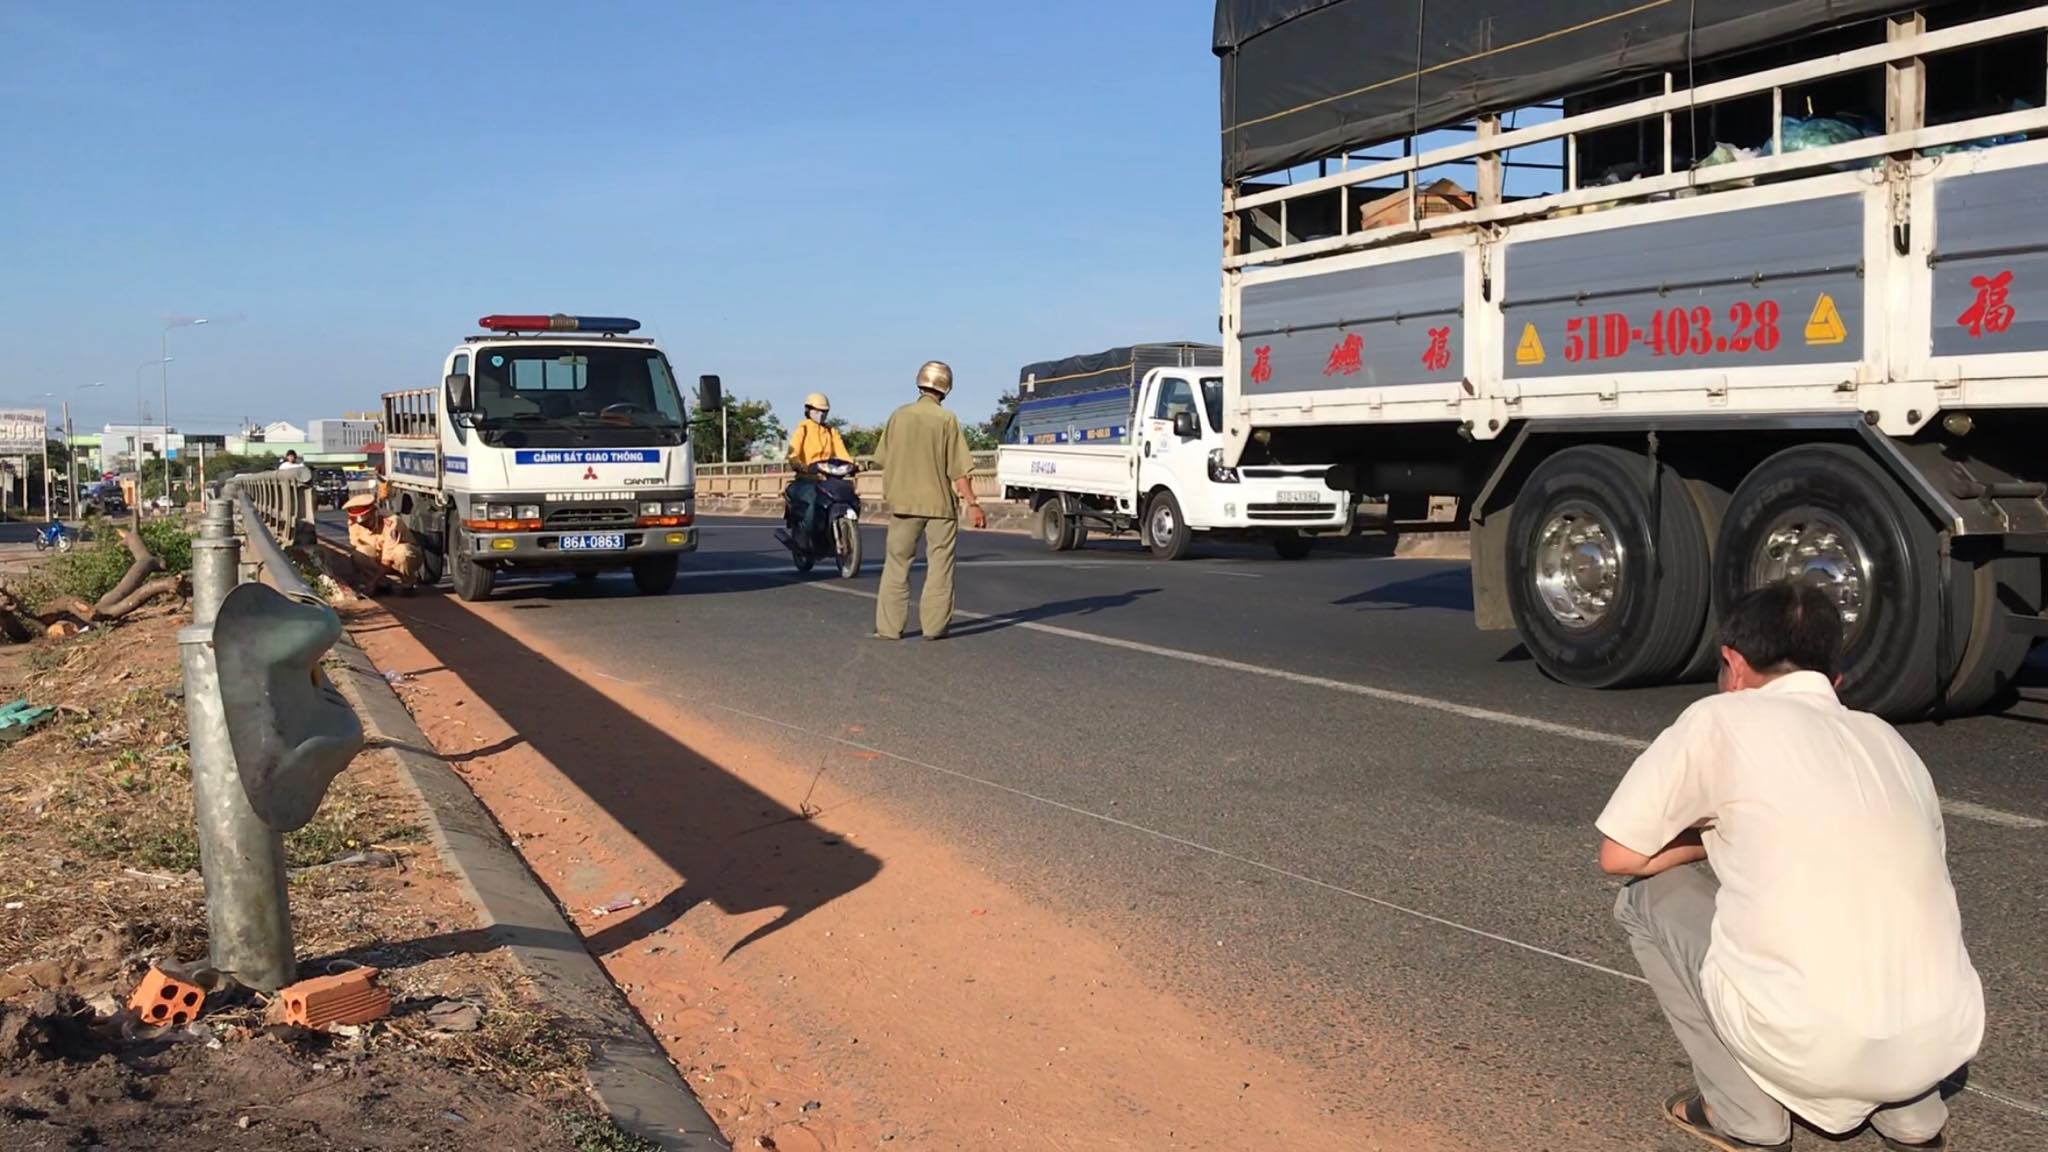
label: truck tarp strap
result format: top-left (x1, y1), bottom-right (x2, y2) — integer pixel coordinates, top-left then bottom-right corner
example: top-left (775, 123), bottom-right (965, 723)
top-left (1214, 0), bottom-right (1917, 183)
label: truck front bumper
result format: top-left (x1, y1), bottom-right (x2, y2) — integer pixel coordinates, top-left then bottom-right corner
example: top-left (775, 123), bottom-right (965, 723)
top-left (462, 526), bottom-right (699, 566)
top-left (1212, 486), bottom-right (1354, 532)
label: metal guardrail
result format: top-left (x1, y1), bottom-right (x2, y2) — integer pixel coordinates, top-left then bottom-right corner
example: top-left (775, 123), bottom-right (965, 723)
top-left (179, 468), bottom-right (362, 991)
top-left (695, 452), bottom-right (1005, 500)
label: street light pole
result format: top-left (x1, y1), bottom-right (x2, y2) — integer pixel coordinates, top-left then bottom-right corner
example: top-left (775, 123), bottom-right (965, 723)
top-left (164, 318), bottom-right (208, 507)
top-left (137, 357), bottom-right (172, 528)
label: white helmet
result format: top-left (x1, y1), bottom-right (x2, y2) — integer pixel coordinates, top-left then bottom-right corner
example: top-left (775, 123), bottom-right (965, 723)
top-left (804, 392), bottom-right (831, 412)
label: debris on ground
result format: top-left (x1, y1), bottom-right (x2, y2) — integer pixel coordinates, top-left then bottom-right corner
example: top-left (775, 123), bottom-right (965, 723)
top-left (0, 697), bottom-right (54, 744)
top-left (0, 591), bottom-right (662, 1150)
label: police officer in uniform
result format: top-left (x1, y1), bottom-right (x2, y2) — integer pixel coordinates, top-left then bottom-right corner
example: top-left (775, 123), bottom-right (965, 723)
top-left (873, 361), bottom-right (986, 640)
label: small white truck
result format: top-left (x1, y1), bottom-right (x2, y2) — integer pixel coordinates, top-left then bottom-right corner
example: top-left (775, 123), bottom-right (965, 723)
top-left (997, 344), bottom-right (1352, 558)
top-left (379, 314), bottom-right (705, 601)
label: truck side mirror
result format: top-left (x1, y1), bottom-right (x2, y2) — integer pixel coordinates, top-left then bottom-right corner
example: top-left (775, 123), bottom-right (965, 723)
top-left (1172, 411), bottom-right (1199, 439)
top-left (444, 372), bottom-right (473, 412)
top-left (698, 374), bottom-right (723, 414)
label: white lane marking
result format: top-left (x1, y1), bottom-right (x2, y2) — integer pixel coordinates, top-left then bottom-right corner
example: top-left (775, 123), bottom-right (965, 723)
top-left (810, 584), bottom-right (2045, 831)
top-left (703, 699), bottom-right (1651, 987)
top-left (670, 559), bottom-right (1119, 580)
top-left (812, 583), bottom-right (1646, 749)
top-left (1204, 569), bottom-right (1264, 579)
top-left (1940, 799), bottom-right (2048, 830)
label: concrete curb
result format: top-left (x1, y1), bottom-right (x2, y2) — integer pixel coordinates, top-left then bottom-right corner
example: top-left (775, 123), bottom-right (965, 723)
top-left (328, 632), bottom-right (730, 1151)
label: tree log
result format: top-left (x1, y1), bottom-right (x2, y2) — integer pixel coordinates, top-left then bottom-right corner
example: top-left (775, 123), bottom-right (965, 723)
top-left (92, 530), bottom-right (163, 617)
top-left (0, 587), bottom-right (33, 643)
top-left (94, 574), bottom-right (185, 621)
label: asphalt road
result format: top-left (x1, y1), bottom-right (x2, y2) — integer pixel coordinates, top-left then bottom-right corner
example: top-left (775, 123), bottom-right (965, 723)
top-left (345, 514), bottom-right (2048, 1150)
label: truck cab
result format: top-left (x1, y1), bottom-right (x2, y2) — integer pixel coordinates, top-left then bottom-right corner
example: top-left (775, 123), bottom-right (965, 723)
top-left (999, 363), bottom-right (1351, 559)
top-left (381, 314), bottom-right (701, 601)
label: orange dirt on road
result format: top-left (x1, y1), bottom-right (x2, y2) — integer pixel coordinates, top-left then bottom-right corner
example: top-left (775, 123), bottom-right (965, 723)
top-left (346, 592), bottom-right (1457, 1152)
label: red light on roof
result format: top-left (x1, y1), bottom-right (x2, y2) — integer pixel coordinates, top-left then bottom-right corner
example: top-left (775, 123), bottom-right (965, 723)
top-left (477, 313), bottom-right (640, 334)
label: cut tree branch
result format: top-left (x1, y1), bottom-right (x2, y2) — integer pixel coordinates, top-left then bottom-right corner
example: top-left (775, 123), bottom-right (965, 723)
top-left (93, 530), bottom-right (163, 617)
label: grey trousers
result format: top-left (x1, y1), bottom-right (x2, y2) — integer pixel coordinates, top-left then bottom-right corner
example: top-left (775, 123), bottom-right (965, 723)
top-left (1614, 864), bottom-right (1948, 1146)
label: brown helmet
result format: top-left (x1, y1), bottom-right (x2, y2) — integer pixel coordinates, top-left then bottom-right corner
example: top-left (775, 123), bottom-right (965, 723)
top-left (915, 360), bottom-right (953, 397)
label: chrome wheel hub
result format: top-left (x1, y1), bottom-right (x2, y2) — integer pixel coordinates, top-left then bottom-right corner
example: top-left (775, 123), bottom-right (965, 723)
top-left (1150, 503), bottom-right (1176, 544)
top-left (1533, 501), bottom-right (1624, 629)
top-left (1749, 508), bottom-right (1871, 642)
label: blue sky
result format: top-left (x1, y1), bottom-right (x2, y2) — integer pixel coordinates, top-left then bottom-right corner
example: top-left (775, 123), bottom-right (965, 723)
top-left (0, 0), bottom-right (1226, 436)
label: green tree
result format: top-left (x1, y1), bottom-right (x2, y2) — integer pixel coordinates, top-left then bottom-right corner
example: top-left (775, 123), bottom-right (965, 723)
top-left (827, 419), bottom-right (884, 458)
top-left (689, 397), bottom-right (785, 464)
top-left (979, 389), bottom-right (1018, 445)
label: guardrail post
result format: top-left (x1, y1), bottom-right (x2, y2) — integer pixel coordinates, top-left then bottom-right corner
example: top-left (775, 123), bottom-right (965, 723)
top-left (179, 500), bottom-right (296, 991)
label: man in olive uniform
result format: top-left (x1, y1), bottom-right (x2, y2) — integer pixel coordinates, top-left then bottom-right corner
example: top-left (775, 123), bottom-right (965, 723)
top-left (874, 361), bottom-right (987, 640)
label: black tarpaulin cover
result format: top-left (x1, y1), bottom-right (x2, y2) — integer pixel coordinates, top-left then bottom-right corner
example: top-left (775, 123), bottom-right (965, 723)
top-left (1215, 0), bottom-right (1914, 182)
top-left (1018, 343), bottom-right (1221, 399)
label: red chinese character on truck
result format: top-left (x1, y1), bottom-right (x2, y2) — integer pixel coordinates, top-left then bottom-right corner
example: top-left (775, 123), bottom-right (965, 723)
top-left (1421, 326), bottom-right (1452, 371)
top-left (1250, 344), bottom-right (1273, 384)
top-left (1957, 269), bottom-right (2017, 338)
top-left (1323, 332), bottom-right (1364, 377)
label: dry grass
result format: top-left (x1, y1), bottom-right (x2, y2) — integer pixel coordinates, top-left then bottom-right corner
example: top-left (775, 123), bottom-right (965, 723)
top-left (0, 597), bottom-right (638, 1150)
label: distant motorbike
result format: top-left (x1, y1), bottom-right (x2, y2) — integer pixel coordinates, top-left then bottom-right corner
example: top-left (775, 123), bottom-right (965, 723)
top-left (777, 458), bottom-right (863, 578)
top-left (32, 521), bottom-right (72, 553)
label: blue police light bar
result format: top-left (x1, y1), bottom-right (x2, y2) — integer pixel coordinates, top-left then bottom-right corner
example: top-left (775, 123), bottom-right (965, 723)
top-left (477, 314), bottom-right (642, 334)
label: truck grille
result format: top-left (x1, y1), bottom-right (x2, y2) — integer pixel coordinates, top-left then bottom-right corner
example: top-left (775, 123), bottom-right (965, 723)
top-left (546, 505), bottom-right (633, 529)
top-left (1240, 467), bottom-right (1329, 482)
top-left (1246, 503), bottom-right (1338, 522)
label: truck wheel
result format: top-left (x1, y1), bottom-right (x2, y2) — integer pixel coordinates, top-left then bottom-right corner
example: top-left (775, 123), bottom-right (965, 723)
top-left (1506, 445), bottom-right (1710, 688)
top-left (1272, 532), bottom-right (1315, 560)
top-left (1715, 444), bottom-right (1969, 719)
top-left (1944, 555), bottom-right (2041, 714)
top-left (450, 533), bottom-right (496, 602)
top-left (415, 510), bottom-right (447, 586)
top-left (1038, 499), bottom-right (1085, 552)
top-left (1674, 477), bottom-right (1730, 682)
top-left (1038, 499), bottom-right (1070, 551)
top-left (1146, 491), bottom-right (1193, 561)
top-left (632, 554), bottom-right (679, 595)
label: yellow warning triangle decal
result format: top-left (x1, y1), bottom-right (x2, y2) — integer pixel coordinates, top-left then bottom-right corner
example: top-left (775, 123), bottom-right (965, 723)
top-left (1515, 323), bottom-right (1546, 365)
top-left (1804, 293), bottom-right (1846, 346)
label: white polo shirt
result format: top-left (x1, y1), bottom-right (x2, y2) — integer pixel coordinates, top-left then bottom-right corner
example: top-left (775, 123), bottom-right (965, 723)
top-left (1597, 672), bottom-right (1983, 1133)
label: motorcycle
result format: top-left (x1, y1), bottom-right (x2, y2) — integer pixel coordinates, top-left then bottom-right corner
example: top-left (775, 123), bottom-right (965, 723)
top-left (32, 520), bottom-right (73, 553)
top-left (777, 458), bottom-right (863, 578)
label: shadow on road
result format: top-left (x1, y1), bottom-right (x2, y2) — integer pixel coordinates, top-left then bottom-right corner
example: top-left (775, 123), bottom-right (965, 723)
top-left (945, 587), bottom-right (1164, 638)
top-left (369, 594), bottom-right (882, 961)
top-left (1334, 567), bottom-right (1473, 612)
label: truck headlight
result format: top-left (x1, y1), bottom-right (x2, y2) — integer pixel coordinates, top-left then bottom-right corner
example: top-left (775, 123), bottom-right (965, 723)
top-left (1207, 449), bottom-right (1239, 484)
top-left (484, 502), bottom-right (514, 519)
top-left (640, 500), bottom-right (664, 517)
top-left (515, 504), bottom-right (541, 520)
top-left (662, 501), bottom-right (690, 516)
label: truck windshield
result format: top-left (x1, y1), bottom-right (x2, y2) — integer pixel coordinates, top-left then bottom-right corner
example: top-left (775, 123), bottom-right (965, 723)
top-left (470, 344), bottom-right (687, 430)
top-left (1201, 377), bottom-right (1224, 434)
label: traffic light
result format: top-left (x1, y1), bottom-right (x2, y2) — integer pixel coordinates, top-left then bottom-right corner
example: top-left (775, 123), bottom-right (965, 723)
top-left (212, 582), bottom-right (364, 832)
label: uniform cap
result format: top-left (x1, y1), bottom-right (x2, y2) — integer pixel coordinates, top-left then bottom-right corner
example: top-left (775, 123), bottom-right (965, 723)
top-left (344, 493), bottom-right (377, 514)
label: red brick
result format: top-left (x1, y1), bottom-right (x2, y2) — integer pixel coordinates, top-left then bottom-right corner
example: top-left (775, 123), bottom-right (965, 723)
top-left (279, 967), bottom-right (391, 1029)
top-left (128, 966), bottom-right (206, 1028)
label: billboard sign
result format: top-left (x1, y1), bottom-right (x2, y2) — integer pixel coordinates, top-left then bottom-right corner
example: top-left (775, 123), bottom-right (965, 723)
top-left (0, 408), bottom-right (47, 455)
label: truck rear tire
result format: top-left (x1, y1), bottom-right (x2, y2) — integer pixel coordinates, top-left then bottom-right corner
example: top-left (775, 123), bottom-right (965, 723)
top-left (632, 554), bottom-right (679, 595)
top-left (1038, 499), bottom-right (1085, 552)
top-left (1945, 556), bottom-right (2040, 713)
top-left (416, 510), bottom-right (447, 587)
top-left (1716, 444), bottom-right (1970, 719)
top-left (1674, 477), bottom-right (1731, 682)
top-left (1145, 491), bottom-right (1193, 561)
top-left (450, 533), bottom-right (496, 602)
top-left (1506, 446), bottom-right (1710, 688)
top-left (1272, 532), bottom-right (1315, 560)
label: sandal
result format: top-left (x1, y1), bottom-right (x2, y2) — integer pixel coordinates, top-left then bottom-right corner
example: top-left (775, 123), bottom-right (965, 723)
top-left (1663, 1091), bottom-right (1790, 1151)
